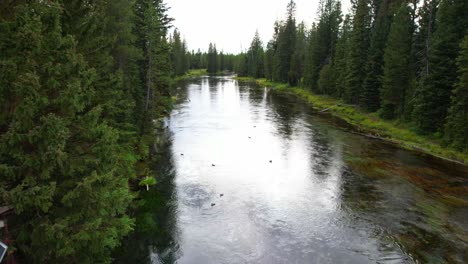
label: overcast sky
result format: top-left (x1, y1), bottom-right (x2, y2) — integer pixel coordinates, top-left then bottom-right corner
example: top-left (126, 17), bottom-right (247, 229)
top-left (165, 0), bottom-right (352, 54)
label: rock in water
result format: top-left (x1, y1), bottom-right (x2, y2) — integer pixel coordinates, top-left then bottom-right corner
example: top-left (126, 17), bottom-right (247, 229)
top-left (211, 203), bottom-right (216, 206)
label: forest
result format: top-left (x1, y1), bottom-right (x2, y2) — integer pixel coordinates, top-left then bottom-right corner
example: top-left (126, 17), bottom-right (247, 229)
top-left (0, 0), bottom-right (183, 262)
top-left (0, 0), bottom-right (467, 263)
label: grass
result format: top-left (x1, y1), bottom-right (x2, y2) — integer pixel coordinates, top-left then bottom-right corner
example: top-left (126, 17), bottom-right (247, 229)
top-left (236, 77), bottom-right (468, 165)
top-left (174, 69), bottom-right (208, 81)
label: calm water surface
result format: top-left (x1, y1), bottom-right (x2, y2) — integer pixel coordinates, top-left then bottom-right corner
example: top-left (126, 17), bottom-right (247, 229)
top-left (116, 76), bottom-right (468, 264)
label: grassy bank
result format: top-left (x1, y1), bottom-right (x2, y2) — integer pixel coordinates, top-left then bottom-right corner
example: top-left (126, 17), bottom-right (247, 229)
top-left (237, 77), bottom-right (468, 165)
top-left (174, 69), bottom-right (208, 81)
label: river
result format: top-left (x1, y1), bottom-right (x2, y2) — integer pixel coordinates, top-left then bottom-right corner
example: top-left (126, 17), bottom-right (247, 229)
top-left (115, 75), bottom-right (468, 264)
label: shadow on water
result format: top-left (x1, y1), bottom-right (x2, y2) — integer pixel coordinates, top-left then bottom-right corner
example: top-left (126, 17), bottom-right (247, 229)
top-left (113, 129), bottom-right (179, 264)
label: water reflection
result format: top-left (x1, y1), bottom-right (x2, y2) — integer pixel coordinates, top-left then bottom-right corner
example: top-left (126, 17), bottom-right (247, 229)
top-left (113, 129), bottom-right (179, 264)
top-left (115, 76), bottom-right (468, 264)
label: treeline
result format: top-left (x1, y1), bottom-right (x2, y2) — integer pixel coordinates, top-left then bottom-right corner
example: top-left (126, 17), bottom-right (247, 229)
top-left (170, 36), bottom-right (238, 75)
top-left (235, 0), bottom-right (468, 152)
top-left (0, 0), bottom-right (186, 263)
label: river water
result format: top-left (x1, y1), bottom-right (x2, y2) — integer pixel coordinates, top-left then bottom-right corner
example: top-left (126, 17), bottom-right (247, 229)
top-left (115, 76), bottom-right (468, 264)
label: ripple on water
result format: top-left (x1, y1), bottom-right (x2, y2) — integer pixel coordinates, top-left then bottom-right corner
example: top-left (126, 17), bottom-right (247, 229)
top-left (179, 183), bottom-right (214, 208)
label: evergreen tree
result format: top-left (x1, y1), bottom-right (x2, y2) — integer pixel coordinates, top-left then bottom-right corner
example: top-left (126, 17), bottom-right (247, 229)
top-left (219, 51), bottom-right (225, 72)
top-left (170, 29), bottom-right (187, 76)
top-left (318, 63), bottom-right (336, 94)
top-left (332, 15), bottom-right (352, 98)
top-left (207, 43), bottom-right (218, 74)
top-left (273, 0), bottom-right (297, 84)
top-left (291, 22), bottom-right (308, 85)
top-left (304, 0), bottom-right (342, 92)
top-left (345, 0), bottom-right (372, 104)
top-left (360, 0), bottom-right (399, 112)
top-left (380, 4), bottom-right (414, 119)
top-left (444, 36), bottom-right (468, 152)
top-left (190, 49), bottom-right (202, 69)
top-left (407, 0), bottom-right (438, 120)
top-left (234, 52), bottom-right (248, 77)
top-left (413, 0), bottom-right (438, 82)
top-left (412, 0), bottom-right (468, 133)
top-left (264, 21), bottom-right (280, 80)
top-left (247, 31), bottom-right (265, 78)
top-left (0, 2), bottom-right (133, 262)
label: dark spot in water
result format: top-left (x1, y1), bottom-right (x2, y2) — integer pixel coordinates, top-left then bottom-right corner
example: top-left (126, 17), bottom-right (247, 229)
top-left (180, 184), bottom-right (212, 207)
top-left (220, 194), bottom-right (224, 197)
top-left (211, 203), bottom-right (216, 207)
top-left (212, 164), bottom-right (216, 167)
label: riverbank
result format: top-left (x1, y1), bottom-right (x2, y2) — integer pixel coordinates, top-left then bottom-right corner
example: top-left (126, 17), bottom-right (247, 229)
top-left (175, 69), bottom-right (239, 82)
top-left (174, 69), bottom-right (208, 82)
top-left (236, 77), bottom-right (468, 165)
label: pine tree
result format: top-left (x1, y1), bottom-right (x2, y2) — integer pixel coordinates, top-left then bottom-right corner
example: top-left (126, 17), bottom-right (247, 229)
top-left (345, 0), bottom-right (372, 104)
top-left (360, 0), bottom-right (402, 112)
top-left (380, 4), bottom-right (414, 119)
top-left (412, 0), bottom-right (468, 133)
top-left (170, 29), bottom-right (186, 76)
top-left (247, 31), bottom-right (265, 78)
top-left (291, 22), bottom-right (308, 85)
top-left (264, 21), bottom-right (280, 80)
top-left (273, 0), bottom-right (297, 83)
top-left (219, 51), bottom-right (225, 72)
top-left (304, 0), bottom-right (342, 92)
top-left (318, 63), bottom-right (336, 93)
top-left (135, 0), bottom-right (173, 124)
top-left (207, 43), bottom-right (218, 74)
top-left (332, 15), bottom-right (352, 98)
top-left (234, 52), bottom-right (248, 77)
top-left (444, 36), bottom-right (468, 152)
top-left (0, 2), bottom-right (134, 262)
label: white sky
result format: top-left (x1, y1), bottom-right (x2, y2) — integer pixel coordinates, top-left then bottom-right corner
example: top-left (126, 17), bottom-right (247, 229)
top-left (165, 0), bottom-right (352, 54)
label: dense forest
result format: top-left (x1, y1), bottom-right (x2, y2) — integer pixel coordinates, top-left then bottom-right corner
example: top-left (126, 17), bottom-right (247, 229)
top-left (0, 0), bottom-right (191, 262)
top-left (232, 0), bottom-right (468, 152)
top-left (0, 0), bottom-right (467, 263)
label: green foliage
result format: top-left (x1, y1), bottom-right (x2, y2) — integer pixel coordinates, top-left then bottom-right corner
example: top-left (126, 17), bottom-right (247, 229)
top-left (264, 21), bottom-right (280, 80)
top-left (139, 168), bottom-right (157, 190)
top-left (318, 63), bottom-right (336, 94)
top-left (380, 4), bottom-right (413, 119)
top-left (304, 0), bottom-right (342, 92)
top-left (0, 2), bottom-right (135, 262)
top-left (360, 0), bottom-right (404, 112)
top-left (273, 0), bottom-right (297, 83)
top-left (289, 22), bottom-right (306, 86)
top-left (207, 43), bottom-right (218, 74)
top-left (412, 0), bottom-right (468, 133)
top-left (444, 36), bottom-right (468, 152)
top-left (247, 31), bottom-right (265, 78)
top-left (0, 0), bottom-right (177, 262)
top-left (345, 0), bottom-right (371, 104)
top-left (170, 29), bottom-right (189, 76)
top-left (235, 52), bottom-right (248, 77)
top-left (332, 15), bottom-right (352, 98)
